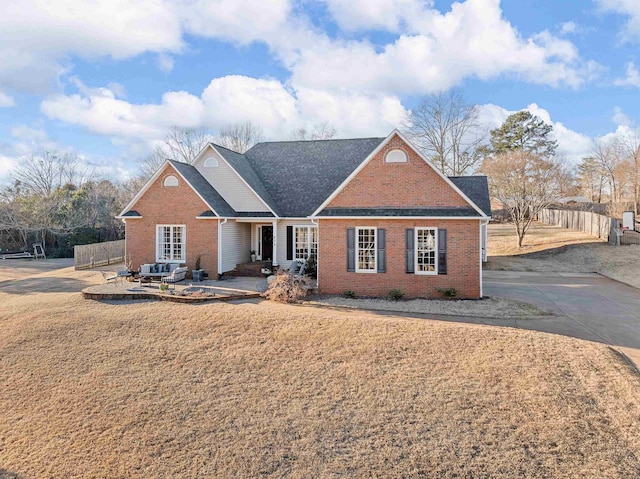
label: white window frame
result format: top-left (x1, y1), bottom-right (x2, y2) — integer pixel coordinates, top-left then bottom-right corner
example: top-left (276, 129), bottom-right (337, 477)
top-left (355, 227), bottom-right (377, 273)
top-left (385, 148), bottom-right (408, 163)
top-left (415, 227), bottom-right (438, 275)
top-left (294, 225), bottom-right (318, 260)
top-left (156, 224), bottom-right (186, 263)
top-left (163, 175), bottom-right (179, 187)
top-left (204, 157), bottom-right (219, 168)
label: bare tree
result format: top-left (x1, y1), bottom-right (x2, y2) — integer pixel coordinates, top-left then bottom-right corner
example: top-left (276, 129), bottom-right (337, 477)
top-left (591, 138), bottom-right (627, 205)
top-left (619, 129), bottom-right (640, 215)
top-left (11, 150), bottom-right (90, 197)
top-left (577, 157), bottom-right (605, 203)
top-left (140, 127), bottom-right (214, 180)
top-left (215, 121), bottom-right (264, 153)
top-left (482, 150), bottom-right (563, 248)
top-left (291, 122), bottom-right (337, 141)
top-left (403, 91), bottom-right (486, 176)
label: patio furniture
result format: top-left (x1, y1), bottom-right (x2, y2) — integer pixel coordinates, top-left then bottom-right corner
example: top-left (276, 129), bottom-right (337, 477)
top-left (161, 266), bottom-right (188, 285)
top-left (101, 270), bottom-right (129, 285)
top-left (139, 262), bottom-right (182, 281)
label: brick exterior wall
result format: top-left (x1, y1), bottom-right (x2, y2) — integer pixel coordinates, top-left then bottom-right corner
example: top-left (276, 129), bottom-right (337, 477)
top-left (318, 219), bottom-right (481, 299)
top-left (328, 133), bottom-right (470, 209)
top-left (125, 164), bottom-right (218, 275)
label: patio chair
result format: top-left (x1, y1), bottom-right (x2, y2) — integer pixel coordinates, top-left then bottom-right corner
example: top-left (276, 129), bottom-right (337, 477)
top-left (161, 266), bottom-right (188, 284)
top-left (101, 270), bottom-right (129, 285)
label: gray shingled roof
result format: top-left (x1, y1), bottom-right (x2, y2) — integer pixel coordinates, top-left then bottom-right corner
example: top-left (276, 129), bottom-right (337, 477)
top-left (449, 176), bottom-right (492, 216)
top-left (124, 140), bottom-right (491, 219)
top-left (169, 160), bottom-right (236, 217)
top-left (212, 144), bottom-right (280, 214)
top-left (243, 138), bottom-right (387, 217)
top-left (318, 207), bottom-right (482, 217)
top-left (121, 210), bottom-right (141, 217)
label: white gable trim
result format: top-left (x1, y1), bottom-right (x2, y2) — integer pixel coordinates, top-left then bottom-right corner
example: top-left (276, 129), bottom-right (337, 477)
top-left (193, 144), bottom-right (278, 217)
top-left (310, 129), bottom-right (488, 218)
top-left (117, 162), bottom-right (220, 218)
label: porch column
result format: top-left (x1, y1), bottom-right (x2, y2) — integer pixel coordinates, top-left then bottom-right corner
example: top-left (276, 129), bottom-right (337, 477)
top-left (271, 219), bottom-right (278, 266)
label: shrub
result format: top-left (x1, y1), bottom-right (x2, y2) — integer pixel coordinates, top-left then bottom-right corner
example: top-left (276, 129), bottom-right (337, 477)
top-left (342, 290), bottom-right (357, 299)
top-left (388, 289), bottom-right (404, 301)
top-left (436, 287), bottom-right (458, 299)
top-left (262, 271), bottom-right (311, 303)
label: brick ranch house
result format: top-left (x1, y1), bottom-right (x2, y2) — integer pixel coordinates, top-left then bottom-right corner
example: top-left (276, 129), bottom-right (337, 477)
top-left (117, 130), bottom-right (491, 298)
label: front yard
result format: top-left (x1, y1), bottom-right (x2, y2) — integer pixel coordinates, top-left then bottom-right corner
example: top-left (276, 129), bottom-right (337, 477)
top-left (487, 222), bottom-right (640, 289)
top-left (1, 266), bottom-right (640, 478)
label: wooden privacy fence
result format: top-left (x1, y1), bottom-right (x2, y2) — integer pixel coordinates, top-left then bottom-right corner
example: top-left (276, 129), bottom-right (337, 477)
top-left (538, 208), bottom-right (620, 245)
top-left (74, 239), bottom-right (126, 270)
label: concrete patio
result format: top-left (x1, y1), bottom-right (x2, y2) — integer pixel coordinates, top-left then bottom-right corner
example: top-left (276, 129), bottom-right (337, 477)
top-left (82, 275), bottom-right (268, 302)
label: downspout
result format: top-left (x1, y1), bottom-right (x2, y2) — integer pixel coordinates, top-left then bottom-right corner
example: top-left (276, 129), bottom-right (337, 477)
top-left (218, 218), bottom-right (227, 279)
top-left (311, 218), bottom-right (319, 291)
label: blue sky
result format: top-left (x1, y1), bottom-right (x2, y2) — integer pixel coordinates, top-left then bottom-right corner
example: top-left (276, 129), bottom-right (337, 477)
top-left (1, 0), bottom-right (640, 183)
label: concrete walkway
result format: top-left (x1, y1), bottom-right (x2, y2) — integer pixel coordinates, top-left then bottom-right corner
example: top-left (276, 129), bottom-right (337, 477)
top-left (484, 270), bottom-right (640, 369)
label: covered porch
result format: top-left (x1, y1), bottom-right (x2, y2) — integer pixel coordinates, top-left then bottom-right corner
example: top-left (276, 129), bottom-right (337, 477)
top-left (218, 218), bottom-right (318, 278)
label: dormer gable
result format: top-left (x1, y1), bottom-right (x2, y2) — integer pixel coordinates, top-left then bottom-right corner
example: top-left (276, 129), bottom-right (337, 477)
top-left (192, 144), bottom-right (272, 214)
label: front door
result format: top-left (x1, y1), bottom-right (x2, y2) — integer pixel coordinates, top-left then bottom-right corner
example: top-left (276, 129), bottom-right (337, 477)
top-left (261, 226), bottom-right (273, 261)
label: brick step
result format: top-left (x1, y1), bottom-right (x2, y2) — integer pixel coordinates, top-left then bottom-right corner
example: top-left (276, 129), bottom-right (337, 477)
top-left (226, 261), bottom-right (273, 277)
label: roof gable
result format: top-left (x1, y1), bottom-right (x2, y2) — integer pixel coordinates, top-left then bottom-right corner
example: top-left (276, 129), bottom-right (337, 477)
top-left (118, 161), bottom-right (235, 218)
top-left (192, 144), bottom-right (276, 214)
top-left (311, 130), bottom-right (488, 218)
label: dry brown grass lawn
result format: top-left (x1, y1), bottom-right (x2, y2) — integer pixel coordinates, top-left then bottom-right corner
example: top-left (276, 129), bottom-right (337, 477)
top-left (487, 222), bottom-right (640, 289)
top-left (1, 266), bottom-right (640, 478)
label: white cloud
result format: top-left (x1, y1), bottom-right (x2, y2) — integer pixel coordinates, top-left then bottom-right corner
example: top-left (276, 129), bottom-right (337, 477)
top-left (559, 21), bottom-right (579, 35)
top-left (0, 155), bottom-right (18, 183)
top-left (0, 0), bottom-right (185, 94)
top-left (157, 53), bottom-right (175, 73)
top-left (200, 76), bottom-right (298, 134)
top-left (322, 0), bottom-right (433, 32)
top-left (612, 106), bottom-right (632, 126)
top-left (615, 61), bottom-right (640, 87)
top-left (0, 91), bottom-right (14, 107)
top-left (40, 75), bottom-right (409, 143)
top-left (291, 0), bottom-right (597, 95)
top-left (0, 0), bottom-right (599, 100)
top-left (597, 0), bottom-right (640, 42)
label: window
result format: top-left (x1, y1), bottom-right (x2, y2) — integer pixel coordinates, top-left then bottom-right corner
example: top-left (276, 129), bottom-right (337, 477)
top-left (356, 227), bottom-right (376, 272)
top-left (415, 228), bottom-right (437, 274)
top-left (385, 149), bottom-right (407, 163)
top-left (156, 225), bottom-right (186, 262)
top-left (294, 226), bottom-right (317, 260)
top-left (163, 175), bottom-right (179, 187)
top-left (204, 157), bottom-right (219, 168)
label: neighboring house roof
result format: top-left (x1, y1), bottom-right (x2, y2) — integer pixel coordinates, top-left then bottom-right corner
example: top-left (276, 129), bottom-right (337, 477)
top-left (168, 161), bottom-right (236, 217)
top-left (449, 176), bottom-right (492, 217)
top-left (557, 195), bottom-right (590, 204)
top-left (317, 207), bottom-right (482, 217)
top-left (243, 137), bottom-right (387, 217)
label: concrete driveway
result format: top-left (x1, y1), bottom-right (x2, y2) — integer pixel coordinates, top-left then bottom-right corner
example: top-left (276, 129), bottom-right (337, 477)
top-left (484, 270), bottom-right (640, 368)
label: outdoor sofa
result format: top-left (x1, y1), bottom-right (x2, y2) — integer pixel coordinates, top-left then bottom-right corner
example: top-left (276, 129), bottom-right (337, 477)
top-left (139, 262), bottom-right (183, 281)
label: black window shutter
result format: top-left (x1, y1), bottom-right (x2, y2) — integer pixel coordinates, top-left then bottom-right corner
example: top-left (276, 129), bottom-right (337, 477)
top-left (347, 228), bottom-right (355, 272)
top-left (406, 229), bottom-right (414, 273)
top-left (286, 226), bottom-right (293, 261)
top-left (377, 228), bottom-right (386, 273)
top-left (438, 229), bottom-right (447, 275)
